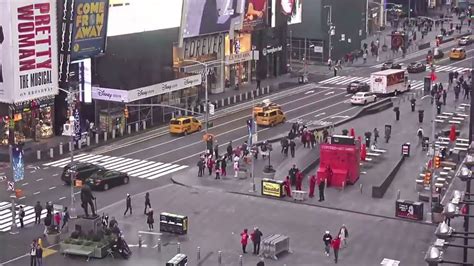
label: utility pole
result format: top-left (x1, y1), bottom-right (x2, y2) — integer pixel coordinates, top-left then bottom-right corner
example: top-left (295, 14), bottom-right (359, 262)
top-left (324, 5), bottom-right (333, 61)
top-left (68, 89), bottom-right (77, 219)
top-left (365, 0), bottom-right (369, 35)
top-left (8, 104), bottom-right (18, 234)
top-left (379, 0), bottom-right (384, 28)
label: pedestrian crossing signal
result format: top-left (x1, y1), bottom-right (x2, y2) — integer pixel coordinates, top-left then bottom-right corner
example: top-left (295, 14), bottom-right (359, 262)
top-left (124, 107), bottom-right (129, 119)
top-left (434, 156), bottom-right (441, 169)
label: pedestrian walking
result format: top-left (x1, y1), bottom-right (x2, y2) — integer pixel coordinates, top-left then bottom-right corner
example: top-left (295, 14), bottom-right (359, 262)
top-left (221, 157), bottom-right (227, 176)
top-left (207, 155), bottom-right (215, 175)
top-left (284, 176), bottom-right (292, 197)
top-left (144, 192), bottom-right (151, 214)
top-left (124, 194), bottom-right (132, 216)
top-left (34, 201), bottom-right (42, 224)
top-left (417, 127), bottom-right (424, 145)
top-left (289, 165), bottom-right (298, 186)
top-left (310, 131), bottom-right (316, 148)
top-left (214, 144), bottom-right (219, 158)
top-left (332, 236), bottom-right (341, 263)
top-left (61, 207), bottom-right (70, 230)
top-left (327, 58), bottom-right (332, 70)
top-left (323, 231), bottom-right (333, 256)
top-left (227, 141), bottom-right (233, 160)
top-left (36, 243), bottom-right (43, 266)
top-left (29, 239), bottom-right (37, 266)
top-left (146, 208), bottom-right (154, 230)
top-left (197, 158), bottom-right (204, 177)
top-left (54, 211), bottom-right (61, 227)
top-left (19, 206), bottom-right (25, 228)
top-left (309, 175), bottom-right (317, 198)
top-left (373, 128), bottom-right (379, 143)
top-left (240, 229), bottom-right (249, 254)
top-left (215, 158), bottom-right (221, 179)
top-left (233, 155), bottom-right (240, 178)
top-left (338, 224), bottom-right (349, 248)
top-left (43, 212), bottom-right (51, 236)
top-left (318, 176), bottom-right (326, 202)
top-left (251, 227), bottom-right (263, 255)
top-left (296, 171), bottom-right (303, 190)
top-left (289, 139), bottom-right (296, 158)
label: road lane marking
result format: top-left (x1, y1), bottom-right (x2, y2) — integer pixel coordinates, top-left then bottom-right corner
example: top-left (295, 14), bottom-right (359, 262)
top-left (314, 112), bottom-right (326, 118)
top-left (305, 90), bottom-right (314, 94)
top-left (49, 186), bottom-right (56, 190)
top-left (21, 183), bottom-right (28, 186)
top-left (52, 173), bottom-right (58, 177)
top-left (36, 178), bottom-right (43, 182)
top-left (18, 196), bottom-right (26, 200)
top-left (33, 191), bottom-right (40, 195)
top-left (58, 197), bottom-right (66, 201)
top-left (324, 91), bottom-right (335, 95)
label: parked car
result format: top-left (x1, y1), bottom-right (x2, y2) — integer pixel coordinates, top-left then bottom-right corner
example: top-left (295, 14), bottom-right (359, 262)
top-left (85, 169), bottom-right (130, 191)
top-left (433, 48), bottom-right (444, 59)
top-left (346, 81), bottom-right (370, 94)
top-left (381, 61), bottom-right (402, 70)
top-left (458, 36), bottom-right (472, 46)
top-left (350, 92), bottom-right (377, 105)
top-left (407, 62), bottom-right (426, 73)
top-left (61, 162), bottom-right (104, 185)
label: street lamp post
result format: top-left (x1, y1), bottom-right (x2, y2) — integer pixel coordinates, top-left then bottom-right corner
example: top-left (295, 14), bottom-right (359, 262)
top-left (67, 90), bottom-right (77, 219)
top-left (181, 60), bottom-right (209, 134)
top-left (421, 94), bottom-right (437, 223)
top-left (324, 5), bottom-right (333, 61)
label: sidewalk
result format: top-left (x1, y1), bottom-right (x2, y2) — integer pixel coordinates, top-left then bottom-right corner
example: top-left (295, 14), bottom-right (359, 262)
top-left (0, 74), bottom-right (301, 163)
top-left (172, 84), bottom-right (471, 221)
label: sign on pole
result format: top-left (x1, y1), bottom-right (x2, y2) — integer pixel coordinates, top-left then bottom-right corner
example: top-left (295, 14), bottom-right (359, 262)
top-left (7, 181), bottom-right (14, 191)
top-left (11, 144), bottom-right (24, 182)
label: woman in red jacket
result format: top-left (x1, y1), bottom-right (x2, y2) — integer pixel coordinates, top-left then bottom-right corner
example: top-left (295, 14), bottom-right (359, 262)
top-left (240, 229), bottom-right (249, 253)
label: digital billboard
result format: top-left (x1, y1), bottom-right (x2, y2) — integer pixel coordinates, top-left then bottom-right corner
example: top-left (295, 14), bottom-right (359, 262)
top-left (0, 0), bottom-right (59, 103)
top-left (287, 0), bottom-right (302, 25)
top-left (71, 0), bottom-right (109, 60)
top-left (107, 0), bottom-right (183, 36)
top-left (242, 0), bottom-right (268, 31)
top-left (182, 0), bottom-right (243, 38)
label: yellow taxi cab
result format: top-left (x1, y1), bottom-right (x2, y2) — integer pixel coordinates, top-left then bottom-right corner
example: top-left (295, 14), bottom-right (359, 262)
top-left (449, 48), bottom-right (466, 60)
top-left (255, 108), bottom-right (286, 127)
top-left (253, 99), bottom-right (281, 117)
top-left (169, 116), bottom-right (202, 135)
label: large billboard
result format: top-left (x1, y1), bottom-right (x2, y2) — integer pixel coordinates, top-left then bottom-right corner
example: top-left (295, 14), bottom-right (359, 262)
top-left (182, 0), bottom-right (243, 38)
top-left (242, 0), bottom-right (268, 31)
top-left (287, 0), bottom-right (302, 25)
top-left (0, 0), bottom-right (59, 104)
top-left (71, 0), bottom-right (110, 60)
top-left (107, 0), bottom-right (183, 36)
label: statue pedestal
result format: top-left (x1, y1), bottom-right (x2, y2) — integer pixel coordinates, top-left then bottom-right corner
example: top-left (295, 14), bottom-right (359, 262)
top-left (76, 215), bottom-right (101, 234)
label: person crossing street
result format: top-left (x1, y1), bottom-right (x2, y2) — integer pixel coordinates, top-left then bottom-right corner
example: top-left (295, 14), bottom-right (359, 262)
top-left (124, 194), bottom-right (132, 216)
top-left (34, 201), bottom-right (43, 224)
top-left (144, 192), bottom-right (151, 214)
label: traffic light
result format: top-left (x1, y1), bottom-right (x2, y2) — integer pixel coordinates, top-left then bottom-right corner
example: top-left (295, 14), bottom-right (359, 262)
top-left (434, 156), bottom-right (441, 169)
top-left (124, 107), bottom-right (129, 118)
top-left (424, 171), bottom-right (432, 185)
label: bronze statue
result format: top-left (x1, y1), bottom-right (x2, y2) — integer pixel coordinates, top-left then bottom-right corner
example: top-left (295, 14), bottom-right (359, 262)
top-left (80, 184), bottom-right (96, 217)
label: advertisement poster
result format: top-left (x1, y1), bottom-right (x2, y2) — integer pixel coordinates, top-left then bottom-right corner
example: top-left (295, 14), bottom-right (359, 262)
top-left (287, 0), bottom-right (302, 25)
top-left (107, 0), bottom-right (183, 36)
top-left (0, 0), bottom-right (59, 103)
top-left (182, 0), bottom-right (243, 38)
top-left (71, 0), bottom-right (109, 60)
top-left (261, 179), bottom-right (284, 197)
top-left (242, 0), bottom-right (268, 31)
top-left (11, 144), bottom-right (24, 182)
top-left (74, 109), bottom-right (81, 142)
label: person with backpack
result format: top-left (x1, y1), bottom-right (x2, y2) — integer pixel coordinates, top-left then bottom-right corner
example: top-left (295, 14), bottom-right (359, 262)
top-left (19, 206), bottom-right (25, 228)
top-left (240, 228), bottom-right (249, 254)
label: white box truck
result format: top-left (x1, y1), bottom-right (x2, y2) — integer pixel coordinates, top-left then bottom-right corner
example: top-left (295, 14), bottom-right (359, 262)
top-left (370, 69), bottom-right (409, 95)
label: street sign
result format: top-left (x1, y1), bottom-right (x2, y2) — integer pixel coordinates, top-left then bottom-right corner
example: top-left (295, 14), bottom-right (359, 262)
top-left (313, 46), bottom-right (323, 53)
top-left (7, 181), bottom-right (14, 191)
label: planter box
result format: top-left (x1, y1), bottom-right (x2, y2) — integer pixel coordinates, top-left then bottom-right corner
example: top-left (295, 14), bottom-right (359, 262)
top-left (46, 233), bottom-right (61, 245)
top-left (60, 241), bottom-right (110, 259)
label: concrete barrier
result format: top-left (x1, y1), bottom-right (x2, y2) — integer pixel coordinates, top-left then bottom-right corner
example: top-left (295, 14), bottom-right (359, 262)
top-left (372, 156), bottom-right (405, 198)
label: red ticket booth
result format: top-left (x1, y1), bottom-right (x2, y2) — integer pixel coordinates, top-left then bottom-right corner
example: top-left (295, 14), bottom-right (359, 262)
top-left (317, 135), bottom-right (361, 188)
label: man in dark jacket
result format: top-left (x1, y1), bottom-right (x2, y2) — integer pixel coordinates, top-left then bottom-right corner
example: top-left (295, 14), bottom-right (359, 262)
top-left (124, 194), bottom-right (132, 215)
top-left (34, 201), bottom-right (43, 224)
top-left (289, 139), bottom-right (296, 158)
top-left (251, 227), bottom-right (263, 255)
top-left (227, 141), bottom-right (233, 159)
top-left (197, 158), bottom-right (204, 177)
top-left (288, 165), bottom-right (298, 186)
top-left (323, 231), bottom-right (333, 256)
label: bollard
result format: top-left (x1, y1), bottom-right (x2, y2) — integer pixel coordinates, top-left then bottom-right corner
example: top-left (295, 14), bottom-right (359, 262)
top-left (86, 136), bottom-right (90, 146)
top-left (239, 94), bottom-right (243, 102)
top-left (112, 129), bottom-right (116, 139)
top-left (397, 189), bottom-right (401, 200)
top-left (239, 255), bottom-right (243, 266)
top-left (95, 133), bottom-right (99, 144)
top-left (135, 123), bottom-right (139, 132)
top-left (104, 131), bottom-right (108, 142)
top-left (59, 143), bottom-right (63, 155)
top-left (233, 95), bottom-right (237, 104)
top-left (49, 148), bottom-right (54, 158)
top-left (78, 141), bottom-right (82, 149)
top-left (37, 150), bottom-right (41, 160)
top-left (120, 127), bottom-right (124, 136)
top-left (127, 125), bottom-right (131, 135)
top-left (177, 242), bottom-right (181, 254)
top-left (157, 238), bottom-right (161, 252)
top-left (221, 98), bottom-right (224, 107)
top-left (417, 192), bottom-right (420, 200)
top-left (256, 88), bottom-right (260, 97)
top-left (218, 251), bottom-right (222, 265)
top-left (197, 105), bottom-right (201, 114)
top-left (197, 246), bottom-right (201, 260)
top-left (143, 121), bottom-right (146, 130)
top-left (359, 183), bottom-right (363, 194)
top-left (69, 141), bottom-right (73, 152)
top-left (138, 235), bottom-right (142, 248)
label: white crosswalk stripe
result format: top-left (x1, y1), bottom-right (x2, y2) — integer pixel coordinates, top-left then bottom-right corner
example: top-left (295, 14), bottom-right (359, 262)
top-left (43, 153), bottom-right (188, 180)
top-left (432, 65), bottom-right (472, 73)
top-left (0, 202), bottom-right (47, 232)
top-left (319, 75), bottom-right (426, 91)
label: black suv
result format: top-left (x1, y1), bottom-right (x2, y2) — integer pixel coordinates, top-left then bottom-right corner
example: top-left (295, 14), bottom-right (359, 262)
top-left (61, 162), bottom-right (103, 185)
top-left (347, 81), bottom-right (370, 94)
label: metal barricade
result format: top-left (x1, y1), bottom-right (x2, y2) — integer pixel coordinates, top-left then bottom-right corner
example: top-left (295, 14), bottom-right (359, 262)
top-left (262, 234), bottom-right (290, 260)
top-left (292, 190), bottom-right (307, 201)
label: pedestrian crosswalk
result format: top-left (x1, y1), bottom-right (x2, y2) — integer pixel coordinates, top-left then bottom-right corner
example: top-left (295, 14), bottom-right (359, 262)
top-left (318, 75), bottom-right (425, 90)
top-left (371, 62), bottom-right (472, 73)
top-left (43, 153), bottom-right (188, 180)
top-left (0, 201), bottom-right (47, 232)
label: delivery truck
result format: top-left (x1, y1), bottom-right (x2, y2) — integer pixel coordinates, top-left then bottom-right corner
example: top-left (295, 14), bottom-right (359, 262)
top-left (370, 69), bottom-right (409, 96)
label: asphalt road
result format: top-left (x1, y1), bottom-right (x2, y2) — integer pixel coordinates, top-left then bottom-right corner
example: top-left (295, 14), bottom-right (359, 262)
top-left (0, 33), bottom-right (473, 263)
